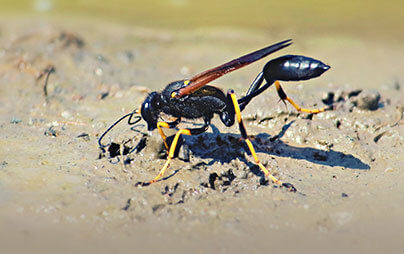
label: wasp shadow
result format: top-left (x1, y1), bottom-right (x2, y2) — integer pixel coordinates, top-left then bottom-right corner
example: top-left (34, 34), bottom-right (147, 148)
top-left (183, 120), bottom-right (370, 171)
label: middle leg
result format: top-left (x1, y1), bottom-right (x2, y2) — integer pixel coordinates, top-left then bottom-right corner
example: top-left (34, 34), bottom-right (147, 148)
top-left (228, 90), bottom-right (296, 191)
top-left (157, 118), bottom-right (181, 150)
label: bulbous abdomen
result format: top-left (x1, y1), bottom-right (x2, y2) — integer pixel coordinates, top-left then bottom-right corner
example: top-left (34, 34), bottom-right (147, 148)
top-left (263, 55), bottom-right (330, 82)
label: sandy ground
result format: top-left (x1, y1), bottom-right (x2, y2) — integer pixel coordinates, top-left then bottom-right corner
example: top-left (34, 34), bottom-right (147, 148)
top-left (0, 19), bottom-right (403, 253)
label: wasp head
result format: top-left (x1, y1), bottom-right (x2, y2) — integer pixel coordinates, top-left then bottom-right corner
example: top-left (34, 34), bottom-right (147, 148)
top-left (140, 92), bottom-right (161, 131)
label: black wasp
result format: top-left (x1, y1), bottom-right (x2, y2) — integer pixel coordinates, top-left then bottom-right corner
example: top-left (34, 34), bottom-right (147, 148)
top-left (98, 39), bottom-right (330, 191)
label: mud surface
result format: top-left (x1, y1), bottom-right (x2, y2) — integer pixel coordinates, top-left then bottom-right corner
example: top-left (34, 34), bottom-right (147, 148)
top-left (1, 20), bottom-right (403, 253)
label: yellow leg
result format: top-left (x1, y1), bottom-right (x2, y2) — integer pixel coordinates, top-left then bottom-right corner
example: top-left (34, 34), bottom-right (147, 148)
top-left (157, 121), bottom-right (170, 150)
top-left (148, 129), bottom-right (192, 184)
top-left (229, 90), bottom-right (295, 191)
top-left (275, 80), bottom-right (326, 114)
top-left (156, 118), bottom-right (180, 151)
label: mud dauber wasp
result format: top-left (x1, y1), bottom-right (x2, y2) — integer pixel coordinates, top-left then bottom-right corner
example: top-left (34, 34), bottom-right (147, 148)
top-left (98, 39), bottom-right (330, 191)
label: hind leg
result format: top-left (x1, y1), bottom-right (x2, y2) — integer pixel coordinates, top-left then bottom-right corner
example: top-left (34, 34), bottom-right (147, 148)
top-left (275, 81), bottom-right (326, 114)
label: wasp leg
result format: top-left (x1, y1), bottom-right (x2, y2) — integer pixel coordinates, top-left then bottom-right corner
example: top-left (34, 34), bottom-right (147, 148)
top-left (275, 81), bottom-right (326, 114)
top-left (228, 90), bottom-right (296, 192)
top-left (157, 118), bottom-right (181, 150)
top-left (145, 125), bottom-right (208, 185)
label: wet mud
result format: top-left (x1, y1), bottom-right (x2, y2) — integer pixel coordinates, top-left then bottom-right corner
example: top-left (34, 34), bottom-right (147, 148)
top-left (0, 20), bottom-right (403, 253)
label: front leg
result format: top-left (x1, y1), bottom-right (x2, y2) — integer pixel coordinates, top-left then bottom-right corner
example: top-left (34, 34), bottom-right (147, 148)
top-left (137, 124), bottom-right (208, 186)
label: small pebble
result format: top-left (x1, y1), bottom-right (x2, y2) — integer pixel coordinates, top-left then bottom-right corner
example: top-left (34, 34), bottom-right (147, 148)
top-left (95, 68), bottom-right (103, 76)
top-left (61, 111), bottom-right (72, 119)
top-left (44, 126), bottom-right (59, 137)
top-left (0, 161), bottom-right (8, 169)
top-left (353, 90), bottom-right (381, 110)
top-left (10, 117), bottom-right (22, 124)
top-left (322, 92), bottom-right (334, 105)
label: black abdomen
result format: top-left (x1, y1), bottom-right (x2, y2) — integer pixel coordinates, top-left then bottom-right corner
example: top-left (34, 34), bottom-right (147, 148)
top-left (263, 55), bottom-right (330, 82)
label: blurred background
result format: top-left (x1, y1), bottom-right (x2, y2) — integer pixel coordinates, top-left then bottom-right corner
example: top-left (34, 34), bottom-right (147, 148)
top-left (1, 0), bottom-right (403, 42)
top-left (1, 2), bottom-right (404, 254)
